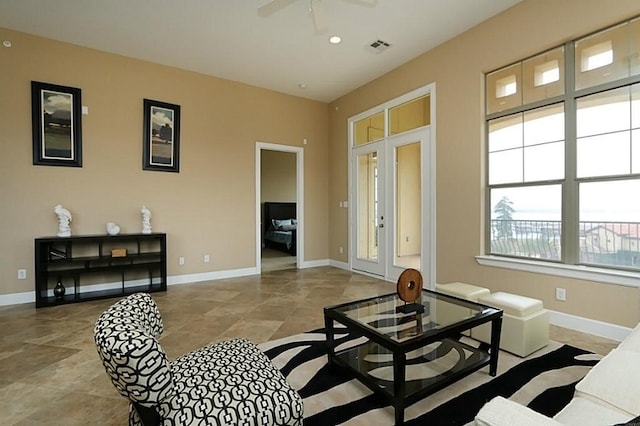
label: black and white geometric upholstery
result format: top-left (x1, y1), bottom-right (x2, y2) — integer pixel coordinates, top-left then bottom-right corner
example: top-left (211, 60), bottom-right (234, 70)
top-left (95, 293), bottom-right (304, 426)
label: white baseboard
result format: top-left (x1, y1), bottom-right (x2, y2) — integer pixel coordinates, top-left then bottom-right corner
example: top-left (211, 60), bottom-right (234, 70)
top-left (549, 310), bottom-right (632, 342)
top-left (0, 277), bottom-right (162, 306)
top-left (0, 291), bottom-right (35, 305)
top-left (301, 259), bottom-right (330, 269)
top-left (329, 259), bottom-right (349, 270)
top-left (0, 266), bottom-right (259, 306)
top-left (168, 267), bottom-right (258, 285)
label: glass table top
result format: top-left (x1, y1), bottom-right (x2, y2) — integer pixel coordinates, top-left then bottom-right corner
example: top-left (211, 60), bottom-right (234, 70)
top-left (326, 290), bottom-right (500, 343)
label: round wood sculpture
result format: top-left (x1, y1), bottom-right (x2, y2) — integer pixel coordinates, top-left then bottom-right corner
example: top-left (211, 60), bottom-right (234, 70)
top-left (396, 268), bottom-right (423, 303)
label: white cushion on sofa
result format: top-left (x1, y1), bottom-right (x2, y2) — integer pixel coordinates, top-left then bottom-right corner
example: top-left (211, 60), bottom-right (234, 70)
top-left (575, 348), bottom-right (640, 416)
top-left (552, 396), bottom-right (632, 425)
top-left (475, 396), bottom-right (563, 426)
top-left (618, 323), bottom-right (640, 352)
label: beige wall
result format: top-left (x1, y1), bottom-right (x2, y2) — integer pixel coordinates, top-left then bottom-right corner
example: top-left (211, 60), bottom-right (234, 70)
top-left (329, 0), bottom-right (640, 328)
top-left (0, 28), bottom-right (328, 296)
top-left (261, 150), bottom-right (296, 203)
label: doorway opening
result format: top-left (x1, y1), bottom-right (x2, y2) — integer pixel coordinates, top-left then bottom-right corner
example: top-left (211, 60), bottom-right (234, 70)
top-left (255, 142), bottom-right (304, 273)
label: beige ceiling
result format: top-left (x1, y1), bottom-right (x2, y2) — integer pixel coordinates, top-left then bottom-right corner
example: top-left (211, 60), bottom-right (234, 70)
top-left (0, 0), bottom-right (521, 102)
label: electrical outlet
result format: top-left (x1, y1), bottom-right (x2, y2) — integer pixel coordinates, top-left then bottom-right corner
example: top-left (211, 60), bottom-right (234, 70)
top-left (339, 247), bottom-right (343, 254)
top-left (556, 287), bottom-right (566, 301)
top-left (179, 257), bottom-right (185, 265)
top-left (204, 254), bottom-right (210, 263)
top-left (17, 269), bottom-right (27, 279)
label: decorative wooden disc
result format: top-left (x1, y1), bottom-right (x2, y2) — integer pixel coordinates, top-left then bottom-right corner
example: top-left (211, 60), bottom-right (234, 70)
top-left (396, 268), bottom-right (423, 303)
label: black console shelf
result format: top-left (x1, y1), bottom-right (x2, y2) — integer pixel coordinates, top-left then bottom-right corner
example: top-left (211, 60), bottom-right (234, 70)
top-left (35, 233), bottom-right (167, 308)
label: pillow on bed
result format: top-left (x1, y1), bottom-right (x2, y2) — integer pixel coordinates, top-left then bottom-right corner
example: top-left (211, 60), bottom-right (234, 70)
top-left (279, 224), bottom-right (296, 231)
top-left (272, 219), bottom-right (292, 230)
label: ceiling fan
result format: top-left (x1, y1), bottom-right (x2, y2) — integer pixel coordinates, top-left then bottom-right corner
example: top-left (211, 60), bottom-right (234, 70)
top-left (258, 0), bottom-right (378, 34)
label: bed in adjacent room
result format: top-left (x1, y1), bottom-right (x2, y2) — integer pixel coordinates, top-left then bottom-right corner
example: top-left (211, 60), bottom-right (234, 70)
top-left (263, 202), bottom-right (297, 256)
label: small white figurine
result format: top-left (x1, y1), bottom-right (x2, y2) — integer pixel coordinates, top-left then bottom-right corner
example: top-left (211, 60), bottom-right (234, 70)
top-left (106, 222), bottom-right (120, 236)
top-left (54, 204), bottom-right (72, 237)
top-left (141, 206), bottom-right (152, 234)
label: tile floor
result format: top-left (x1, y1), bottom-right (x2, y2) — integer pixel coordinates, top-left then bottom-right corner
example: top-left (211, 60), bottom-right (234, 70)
top-left (0, 266), bottom-right (620, 425)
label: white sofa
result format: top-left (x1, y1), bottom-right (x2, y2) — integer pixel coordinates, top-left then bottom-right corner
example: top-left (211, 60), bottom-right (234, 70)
top-left (475, 323), bottom-right (640, 426)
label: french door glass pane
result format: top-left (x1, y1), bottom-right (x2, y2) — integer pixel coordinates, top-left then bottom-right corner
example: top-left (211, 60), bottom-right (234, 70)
top-left (580, 180), bottom-right (640, 269)
top-left (490, 185), bottom-right (561, 260)
top-left (356, 152), bottom-right (378, 261)
top-left (395, 142), bottom-right (421, 269)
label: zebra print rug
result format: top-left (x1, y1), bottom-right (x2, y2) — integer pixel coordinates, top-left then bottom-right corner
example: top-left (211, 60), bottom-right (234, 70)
top-left (258, 327), bottom-right (601, 426)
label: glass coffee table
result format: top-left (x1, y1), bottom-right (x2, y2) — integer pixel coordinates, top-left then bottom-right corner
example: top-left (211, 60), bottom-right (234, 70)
top-left (323, 289), bottom-right (503, 425)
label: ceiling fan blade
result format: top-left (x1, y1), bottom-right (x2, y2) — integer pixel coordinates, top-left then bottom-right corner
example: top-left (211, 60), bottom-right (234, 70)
top-left (343, 0), bottom-right (377, 6)
top-left (311, 0), bottom-right (328, 33)
top-left (258, 0), bottom-right (298, 17)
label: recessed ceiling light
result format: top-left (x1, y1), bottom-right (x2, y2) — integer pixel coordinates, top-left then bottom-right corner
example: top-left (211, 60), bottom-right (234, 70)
top-left (2, 40), bottom-right (12, 48)
top-left (329, 35), bottom-right (342, 45)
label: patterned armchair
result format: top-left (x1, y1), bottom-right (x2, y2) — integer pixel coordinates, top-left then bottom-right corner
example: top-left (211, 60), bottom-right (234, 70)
top-left (94, 293), bottom-right (304, 425)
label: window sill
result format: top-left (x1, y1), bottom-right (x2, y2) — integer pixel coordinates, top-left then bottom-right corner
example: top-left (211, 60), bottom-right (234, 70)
top-left (475, 255), bottom-right (640, 287)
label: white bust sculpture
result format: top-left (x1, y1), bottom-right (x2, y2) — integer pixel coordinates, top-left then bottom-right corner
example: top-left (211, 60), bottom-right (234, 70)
top-left (54, 204), bottom-right (72, 237)
top-left (141, 206), bottom-right (152, 234)
top-left (106, 222), bottom-right (120, 236)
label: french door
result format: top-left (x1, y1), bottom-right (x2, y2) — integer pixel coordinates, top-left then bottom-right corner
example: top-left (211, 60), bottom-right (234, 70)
top-left (351, 128), bottom-right (433, 282)
top-left (351, 140), bottom-right (386, 276)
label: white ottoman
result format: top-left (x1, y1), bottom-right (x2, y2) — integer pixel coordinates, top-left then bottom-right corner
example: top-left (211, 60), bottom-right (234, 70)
top-left (435, 282), bottom-right (491, 335)
top-left (473, 292), bottom-right (549, 357)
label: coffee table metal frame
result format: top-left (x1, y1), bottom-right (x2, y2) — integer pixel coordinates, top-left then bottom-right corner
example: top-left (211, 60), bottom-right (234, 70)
top-left (323, 289), bottom-right (503, 425)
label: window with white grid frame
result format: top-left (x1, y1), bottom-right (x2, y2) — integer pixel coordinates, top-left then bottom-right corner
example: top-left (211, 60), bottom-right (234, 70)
top-left (485, 16), bottom-right (640, 271)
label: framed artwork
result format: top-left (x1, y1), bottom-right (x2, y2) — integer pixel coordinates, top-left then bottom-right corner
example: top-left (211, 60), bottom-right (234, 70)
top-left (142, 99), bottom-right (180, 172)
top-left (31, 81), bottom-right (83, 167)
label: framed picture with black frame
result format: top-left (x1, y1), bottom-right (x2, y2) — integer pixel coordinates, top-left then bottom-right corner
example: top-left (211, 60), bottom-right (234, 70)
top-left (142, 98), bottom-right (180, 172)
top-left (31, 81), bottom-right (83, 167)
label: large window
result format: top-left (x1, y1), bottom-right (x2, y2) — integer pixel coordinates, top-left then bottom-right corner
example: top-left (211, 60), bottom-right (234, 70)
top-left (486, 16), bottom-right (640, 272)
